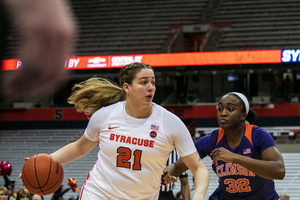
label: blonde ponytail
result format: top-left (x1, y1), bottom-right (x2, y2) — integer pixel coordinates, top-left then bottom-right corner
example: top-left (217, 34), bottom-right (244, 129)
top-left (68, 78), bottom-right (125, 115)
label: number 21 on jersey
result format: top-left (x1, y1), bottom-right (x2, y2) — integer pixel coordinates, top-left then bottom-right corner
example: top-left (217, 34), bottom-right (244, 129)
top-left (116, 146), bottom-right (142, 170)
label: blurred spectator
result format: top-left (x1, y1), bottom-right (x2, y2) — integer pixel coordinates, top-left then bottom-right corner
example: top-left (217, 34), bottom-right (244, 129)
top-left (270, 75), bottom-right (279, 102)
top-left (51, 185), bottom-right (71, 200)
top-left (31, 194), bottom-right (43, 200)
top-left (16, 189), bottom-right (31, 200)
top-left (50, 178), bottom-right (78, 200)
top-left (283, 75), bottom-right (292, 101)
top-left (0, 187), bottom-right (9, 200)
top-left (2, 175), bottom-right (17, 199)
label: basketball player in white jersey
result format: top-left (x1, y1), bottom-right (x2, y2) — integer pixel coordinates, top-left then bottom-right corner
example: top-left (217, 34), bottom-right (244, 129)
top-left (50, 62), bottom-right (209, 200)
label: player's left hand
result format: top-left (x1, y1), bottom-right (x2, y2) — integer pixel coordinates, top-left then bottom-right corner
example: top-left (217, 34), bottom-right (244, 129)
top-left (210, 147), bottom-right (236, 165)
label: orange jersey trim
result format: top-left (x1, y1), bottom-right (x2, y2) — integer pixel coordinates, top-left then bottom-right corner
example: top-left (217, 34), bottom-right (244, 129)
top-left (216, 124), bottom-right (254, 146)
top-left (216, 128), bottom-right (225, 146)
top-left (244, 124), bottom-right (254, 146)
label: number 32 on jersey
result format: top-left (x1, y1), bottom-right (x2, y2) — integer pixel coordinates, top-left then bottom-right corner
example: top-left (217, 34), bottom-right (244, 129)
top-left (224, 178), bottom-right (251, 193)
top-left (116, 146), bottom-right (142, 170)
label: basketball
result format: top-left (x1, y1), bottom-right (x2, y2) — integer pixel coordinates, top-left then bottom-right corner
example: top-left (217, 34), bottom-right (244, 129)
top-left (22, 154), bottom-right (64, 195)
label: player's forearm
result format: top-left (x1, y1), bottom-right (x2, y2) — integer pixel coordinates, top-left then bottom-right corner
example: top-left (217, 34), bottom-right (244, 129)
top-left (50, 142), bottom-right (86, 165)
top-left (233, 154), bottom-right (285, 180)
top-left (192, 167), bottom-right (209, 200)
top-left (51, 135), bottom-right (98, 165)
top-left (167, 158), bottom-right (189, 177)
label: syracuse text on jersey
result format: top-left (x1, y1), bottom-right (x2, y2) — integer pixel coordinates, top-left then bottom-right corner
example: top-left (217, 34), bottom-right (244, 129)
top-left (216, 163), bottom-right (256, 178)
top-left (110, 133), bottom-right (155, 148)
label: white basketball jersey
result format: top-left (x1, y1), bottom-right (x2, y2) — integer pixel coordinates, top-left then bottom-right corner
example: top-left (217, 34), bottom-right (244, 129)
top-left (80, 101), bottom-right (196, 200)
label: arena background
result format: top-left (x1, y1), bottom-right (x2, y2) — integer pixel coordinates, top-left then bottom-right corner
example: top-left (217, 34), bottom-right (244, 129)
top-left (1, 0), bottom-right (300, 199)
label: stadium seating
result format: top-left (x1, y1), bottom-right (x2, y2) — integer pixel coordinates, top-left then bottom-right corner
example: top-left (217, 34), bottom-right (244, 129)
top-left (3, 0), bottom-right (300, 57)
top-left (70, 0), bottom-right (209, 55)
top-left (210, 0), bottom-right (300, 51)
top-left (1, 0), bottom-right (210, 58)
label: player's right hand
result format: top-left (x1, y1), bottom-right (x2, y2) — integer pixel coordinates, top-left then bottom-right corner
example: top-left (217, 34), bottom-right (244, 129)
top-left (161, 170), bottom-right (177, 186)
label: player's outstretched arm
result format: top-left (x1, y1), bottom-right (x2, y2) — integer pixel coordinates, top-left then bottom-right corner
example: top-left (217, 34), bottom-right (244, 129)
top-left (51, 134), bottom-right (98, 165)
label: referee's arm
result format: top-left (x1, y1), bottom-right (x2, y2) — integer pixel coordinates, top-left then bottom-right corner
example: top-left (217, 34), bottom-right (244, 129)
top-left (180, 176), bottom-right (190, 200)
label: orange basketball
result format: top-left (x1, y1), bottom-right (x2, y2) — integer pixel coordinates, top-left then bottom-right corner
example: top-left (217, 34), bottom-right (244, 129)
top-left (22, 153), bottom-right (64, 195)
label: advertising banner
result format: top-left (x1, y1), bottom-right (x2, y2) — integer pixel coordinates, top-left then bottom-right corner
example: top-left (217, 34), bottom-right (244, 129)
top-left (1, 49), bottom-right (283, 71)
